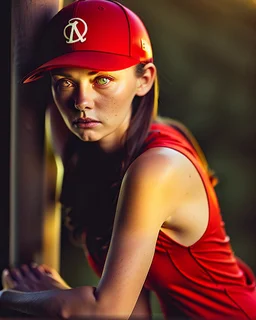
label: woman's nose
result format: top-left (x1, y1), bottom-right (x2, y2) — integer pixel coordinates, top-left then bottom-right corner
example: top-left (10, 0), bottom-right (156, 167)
top-left (74, 101), bottom-right (89, 111)
top-left (74, 85), bottom-right (94, 110)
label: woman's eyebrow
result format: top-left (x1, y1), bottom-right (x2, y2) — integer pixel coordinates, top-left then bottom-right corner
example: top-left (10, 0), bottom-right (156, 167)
top-left (88, 71), bottom-right (100, 76)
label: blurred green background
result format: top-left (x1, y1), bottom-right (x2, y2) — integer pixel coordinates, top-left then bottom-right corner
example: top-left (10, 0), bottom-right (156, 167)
top-left (59, 0), bottom-right (256, 317)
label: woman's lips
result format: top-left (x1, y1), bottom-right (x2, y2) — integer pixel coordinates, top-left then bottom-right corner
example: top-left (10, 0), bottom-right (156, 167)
top-left (73, 117), bottom-right (101, 128)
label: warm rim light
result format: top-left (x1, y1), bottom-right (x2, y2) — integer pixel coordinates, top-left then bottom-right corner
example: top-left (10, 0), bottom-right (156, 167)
top-left (59, 0), bottom-right (64, 10)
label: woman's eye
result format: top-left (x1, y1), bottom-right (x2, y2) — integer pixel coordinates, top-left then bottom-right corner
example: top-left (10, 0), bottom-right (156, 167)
top-left (56, 79), bottom-right (74, 89)
top-left (94, 77), bottom-right (111, 86)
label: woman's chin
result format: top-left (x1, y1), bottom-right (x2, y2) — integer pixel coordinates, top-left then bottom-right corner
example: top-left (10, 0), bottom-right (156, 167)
top-left (76, 133), bottom-right (100, 142)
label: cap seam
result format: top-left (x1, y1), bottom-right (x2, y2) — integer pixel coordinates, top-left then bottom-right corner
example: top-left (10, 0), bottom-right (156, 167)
top-left (109, 0), bottom-right (131, 58)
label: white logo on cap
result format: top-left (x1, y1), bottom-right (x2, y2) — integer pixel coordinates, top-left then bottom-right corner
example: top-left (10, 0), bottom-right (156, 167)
top-left (141, 39), bottom-right (151, 53)
top-left (64, 18), bottom-right (88, 44)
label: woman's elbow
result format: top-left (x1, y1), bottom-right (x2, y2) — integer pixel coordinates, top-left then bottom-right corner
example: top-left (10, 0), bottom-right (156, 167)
top-left (57, 286), bottom-right (99, 319)
top-left (58, 287), bottom-right (134, 320)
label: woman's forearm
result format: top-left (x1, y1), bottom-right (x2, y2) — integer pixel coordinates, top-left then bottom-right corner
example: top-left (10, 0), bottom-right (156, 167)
top-left (0, 286), bottom-right (99, 319)
top-left (0, 289), bottom-right (66, 317)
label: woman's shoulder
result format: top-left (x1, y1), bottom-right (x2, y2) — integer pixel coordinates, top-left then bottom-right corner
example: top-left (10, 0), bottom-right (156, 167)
top-left (142, 118), bottom-right (218, 188)
top-left (137, 121), bottom-right (200, 174)
top-left (127, 117), bottom-right (205, 184)
top-left (123, 140), bottom-right (210, 245)
top-left (125, 146), bottom-right (200, 200)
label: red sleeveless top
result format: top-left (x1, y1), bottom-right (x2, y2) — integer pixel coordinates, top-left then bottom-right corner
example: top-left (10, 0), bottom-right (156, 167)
top-left (87, 123), bottom-right (256, 319)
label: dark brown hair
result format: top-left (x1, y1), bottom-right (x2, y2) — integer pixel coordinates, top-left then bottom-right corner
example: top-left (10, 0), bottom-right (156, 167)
top-left (120, 63), bottom-right (158, 179)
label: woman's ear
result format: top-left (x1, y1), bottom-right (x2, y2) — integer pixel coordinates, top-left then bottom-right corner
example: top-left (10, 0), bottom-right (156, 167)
top-left (136, 63), bottom-right (157, 97)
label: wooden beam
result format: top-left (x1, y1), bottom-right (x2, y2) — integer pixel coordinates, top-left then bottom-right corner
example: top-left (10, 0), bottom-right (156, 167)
top-left (10, 0), bottom-right (60, 269)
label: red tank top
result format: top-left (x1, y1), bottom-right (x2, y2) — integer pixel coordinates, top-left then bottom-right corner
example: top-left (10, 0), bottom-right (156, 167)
top-left (86, 123), bottom-right (256, 319)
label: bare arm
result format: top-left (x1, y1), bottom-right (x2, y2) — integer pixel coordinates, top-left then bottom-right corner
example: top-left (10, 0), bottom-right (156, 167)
top-left (0, 280), bottom-right (152, 318)
top-left (0, 148), bottom-right (194, 319)
top-left (130, 287), bottom-right (152, 319)
top-left (0, 289), bottom-right (66, 317)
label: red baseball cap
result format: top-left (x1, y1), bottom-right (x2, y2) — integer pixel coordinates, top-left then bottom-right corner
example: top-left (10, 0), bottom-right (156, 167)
top-left (23, 0), bottom-right (153, 83)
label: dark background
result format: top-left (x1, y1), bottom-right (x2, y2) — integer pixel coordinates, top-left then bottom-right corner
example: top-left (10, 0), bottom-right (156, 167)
top-left (1, 0), bottom-right (256, 318)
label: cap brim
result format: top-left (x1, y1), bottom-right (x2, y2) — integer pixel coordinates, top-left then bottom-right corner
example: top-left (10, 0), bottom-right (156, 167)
top-left (22, 51), bottom-right (144, 83)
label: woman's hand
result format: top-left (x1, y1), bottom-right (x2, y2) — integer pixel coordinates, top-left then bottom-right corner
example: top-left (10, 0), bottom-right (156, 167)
top-left (1, 264), bottom-right (71, 292)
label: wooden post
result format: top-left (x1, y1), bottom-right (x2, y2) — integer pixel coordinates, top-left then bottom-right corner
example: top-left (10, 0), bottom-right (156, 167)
top-left (10, 0), bottom-right (60, 269)
top-left (0, 0), bottom-right (11, 279)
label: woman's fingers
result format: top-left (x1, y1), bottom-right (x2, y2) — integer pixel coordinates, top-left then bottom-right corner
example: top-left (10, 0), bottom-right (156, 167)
top-left (2, 263), bottom-right (70, 291)
top-left (20, 264), bottom-right (40, 281)
top-left (2, 264), bottom-right (44, 290)
top-left (2, 269), bottom-right (17, 289)
top-left (9, 267), bottom-right (23, 282)
top-left (39, 263), bottom-right (54, 275)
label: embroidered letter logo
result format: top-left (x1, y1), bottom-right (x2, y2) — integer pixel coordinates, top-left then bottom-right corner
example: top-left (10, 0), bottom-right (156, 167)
top-left (64, 18), bottom-right (88, 44)
top-left (141, 39), bottom-right (150, 53)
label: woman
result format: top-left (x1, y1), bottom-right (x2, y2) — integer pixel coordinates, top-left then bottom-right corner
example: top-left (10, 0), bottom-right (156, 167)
top-left (1, 0), bottom-right (256, 319)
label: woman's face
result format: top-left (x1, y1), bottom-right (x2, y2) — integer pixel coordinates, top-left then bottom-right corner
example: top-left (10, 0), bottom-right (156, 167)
top-left (51, 66), bottom-right (143, 152)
